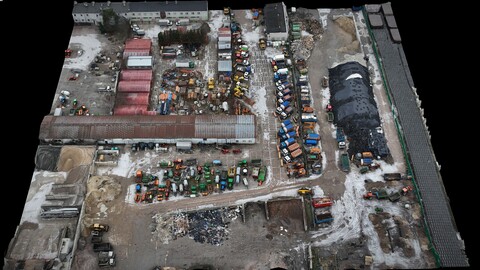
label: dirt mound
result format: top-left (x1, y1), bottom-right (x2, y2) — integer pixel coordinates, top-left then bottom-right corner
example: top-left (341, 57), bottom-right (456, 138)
top-left (82, 175), bottom-right (122, 233)
top-left (334, 16), bottom-right (356, 37)
top-left (338, 40), bottom-right (360, 54)
top-left (56, 146), bottom-right (95, 172)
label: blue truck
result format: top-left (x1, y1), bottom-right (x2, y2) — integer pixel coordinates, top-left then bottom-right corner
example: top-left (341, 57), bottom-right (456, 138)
top-left (304, 139), bottom-right (318, 146)
top-left (281, 119), bottom-right (292, 127)
top-left (279, 101), bottom-right (290, 110)
top-left (314, 208), bottom-right (334, 224)
top-left (279, 131), bottom-right (297, 141)
top-left (305, 133), bottom-right (320, 140)
top-left (280, 138), bottom-right (296, 149)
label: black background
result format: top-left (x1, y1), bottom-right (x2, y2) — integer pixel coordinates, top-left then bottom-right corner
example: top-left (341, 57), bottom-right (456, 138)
top-left (0, 0), bottom-right (474, 268)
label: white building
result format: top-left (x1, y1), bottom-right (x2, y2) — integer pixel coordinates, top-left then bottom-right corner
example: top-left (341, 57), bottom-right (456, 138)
top-left (264, 2), bottom-right (289, 41)
top-left (72, 1), bottom-right (208, 25)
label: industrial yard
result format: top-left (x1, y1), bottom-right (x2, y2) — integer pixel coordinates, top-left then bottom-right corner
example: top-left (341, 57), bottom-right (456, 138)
top-left (3, 1), bottom-right (468, 270)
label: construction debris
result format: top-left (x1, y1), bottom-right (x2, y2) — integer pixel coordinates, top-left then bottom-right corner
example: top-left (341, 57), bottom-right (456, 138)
top-left (169, 207), bottom-right (241, 246)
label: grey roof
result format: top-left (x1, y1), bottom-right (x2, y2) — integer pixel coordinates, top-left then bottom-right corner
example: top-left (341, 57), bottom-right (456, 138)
top-left (218, 60), bottom-right (232, 72)
top-left (385, 15), bottom-right (397, 28)
top-left (368, 14), bottom-right (383, 28)
top-left (129, 1), bottom-right (207, 12)
top-left (40, 115), bottom-right (255, 140)
top-left (365, 4), bottom-right (381, 13)
top-left (73, 2), bottom-right (130, 14)
top-left (371, 17), bottom-right (469, 267)
top-left (264, 2), bottom-right (287, 33)
top-left (381, 2), bottom-right (393, 15)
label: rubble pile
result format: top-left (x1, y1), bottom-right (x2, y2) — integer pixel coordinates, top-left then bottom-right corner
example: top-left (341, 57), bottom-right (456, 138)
top-left (290, 35), bottom-right (315, 60)
top-left (168, 207), bottom-right (241, 245)
top-left (187, 208), bottom-right (228, 245)
top-left (171, 213), bottom-right (189, 239)
top-left (303, 19), bottom-right (324, 38)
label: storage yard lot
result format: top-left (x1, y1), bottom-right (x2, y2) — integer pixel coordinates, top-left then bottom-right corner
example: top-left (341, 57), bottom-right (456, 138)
top-left (5, 3), bottom-right (460, 270)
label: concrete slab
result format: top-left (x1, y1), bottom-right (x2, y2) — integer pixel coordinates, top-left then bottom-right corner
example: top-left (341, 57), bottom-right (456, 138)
top-left (382, 2), bottom-right (394, 15)
top-left (368, 14), bottom-right (384, 29)
top-left (365, 4), bottom-right (381, 13)
top-left (389, 28), bottom-right (402, 43)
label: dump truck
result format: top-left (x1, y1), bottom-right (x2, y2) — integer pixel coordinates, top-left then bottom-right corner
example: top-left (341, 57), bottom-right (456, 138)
top-left (176, 19), bottom-right (190, 26)
top-left (336, 128), bottom-right (346, 149)
top-left (340, 153), bottom-right (350, 172)
top-left (298, 187), bottom-right (313, 196)
top-left (208, 78), bottom-right (215, 90)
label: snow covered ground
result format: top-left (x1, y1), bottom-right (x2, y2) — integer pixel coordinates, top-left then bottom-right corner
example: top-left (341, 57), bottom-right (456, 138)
top-left (64, 34), bottom-right (103, 70)
top-left (311, 162), bottom-right (423, 267)
top-left (251, 86), bottom-right (268, 121)
top-left (97, 152), bottom-right (134, 178)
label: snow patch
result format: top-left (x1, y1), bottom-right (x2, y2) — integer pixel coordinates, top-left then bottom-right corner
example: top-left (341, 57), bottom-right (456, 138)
top-left (243, 28), bottom-right (261, 46)
top-left (318, 9), bottom-right (331, 28)
top-left (312, 185), bottom-right (325, 197)
top-left (263, 132), bottom-right (270, 141)
top-left (302, 30), bottom-right (313, 37)
top-left (345, 73), bottom-right (362, 80)
top-left (252, 86), bottom-right (268, 121)
top-left (97, 152), bottom-right (133, 177)
top-left (64, 34), bottom-right (103, 70)
top-left (21, 182), bottom-right (54, 224)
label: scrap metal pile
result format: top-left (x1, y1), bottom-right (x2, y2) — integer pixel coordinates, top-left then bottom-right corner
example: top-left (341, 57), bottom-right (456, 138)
top-left (328, 62), bottom-right (390, 158)
top-left (160, 68), bottom-right (229, 115)
top-left (170, 207), bottom-right (241, 246)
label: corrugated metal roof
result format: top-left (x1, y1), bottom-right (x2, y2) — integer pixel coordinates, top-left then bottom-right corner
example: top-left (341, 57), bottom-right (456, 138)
top-left (120, 70), bottom-right (153, 81)
top-left (113, 105), bottom-right (148, 115)
top-left (127, 56), bottom-right (153, 68)
top-left (125, 39), bottom-right (152, 50)
top-left (115, 93), bottom-right (150, 105)
top-left (40, 115), bottom-right (255, 140)
top-left (123, 49), bottom-right (151, 58)
top-left (129, 1), bottom-right (208, 12)
top-left (118, 81), bottom-right (151, 93)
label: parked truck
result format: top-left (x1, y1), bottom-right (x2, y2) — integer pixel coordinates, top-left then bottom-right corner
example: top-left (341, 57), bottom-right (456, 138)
top-left (251, 167), bottom-right (260, 179)
top-left (287, 142), bottom-right (300, 152)
top-left (98, 251), bottom-right (115, 267)
top-left (340, 153), bottom-right (350, 172)
top-left (93, 243), bottom-right (113, 253)
top-left (304, 139), bottom-right (318, 146)
top-left (291, 148), bottom-right (303, 158)
top-left (314, 208), bottom-right (334, 224)
top-left (305, 133), bottom-right (320, 141)
top-left (279, 131), bottom-right (297, 141)
top-left (280, 138), bottom-right (296, 149)
top-left (312, 197), bottom-right (333, 208)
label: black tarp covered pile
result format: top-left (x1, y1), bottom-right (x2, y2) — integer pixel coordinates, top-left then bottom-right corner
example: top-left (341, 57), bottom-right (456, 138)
top-left (329, 62), bottom-right (390, 157)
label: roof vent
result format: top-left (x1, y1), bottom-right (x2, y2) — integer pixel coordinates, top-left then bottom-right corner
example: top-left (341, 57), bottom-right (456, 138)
top-left (122, 0), bottom-right (126, 6)
top-left (92, 1), bottom-right (95, 6)
top-left (84, 2), bottom-right (88, 6)
top-left (175, 0), bottom-right (177, 4)
top-left (107, 1), bottom-right (111, 6)
top-left (73, 1), bottom-right (78, 5)
top-left (166, 0), bottom-right (168, 4)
